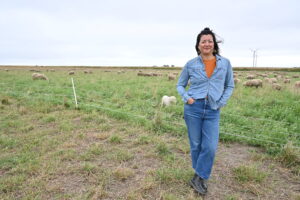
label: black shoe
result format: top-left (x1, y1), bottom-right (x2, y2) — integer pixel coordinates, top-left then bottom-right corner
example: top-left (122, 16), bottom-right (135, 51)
top-left (189, 174), bottom-right (207, 195)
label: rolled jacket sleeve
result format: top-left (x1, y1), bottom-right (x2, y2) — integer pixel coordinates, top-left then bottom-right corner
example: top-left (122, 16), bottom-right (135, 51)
top-left (176, 64), bottom-right (191, 103)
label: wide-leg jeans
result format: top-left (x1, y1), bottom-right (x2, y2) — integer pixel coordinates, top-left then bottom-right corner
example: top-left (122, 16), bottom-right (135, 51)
top-left (184, 99), bottom-right (220, 180)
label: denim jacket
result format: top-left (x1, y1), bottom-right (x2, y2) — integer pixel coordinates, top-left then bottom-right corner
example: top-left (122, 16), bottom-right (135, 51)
top-left (176, 55), bottom-right (234, 110)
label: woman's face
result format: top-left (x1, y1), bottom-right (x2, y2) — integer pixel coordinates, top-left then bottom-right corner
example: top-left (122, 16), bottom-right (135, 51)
top-left (198, 34), bottom-right (214, 56)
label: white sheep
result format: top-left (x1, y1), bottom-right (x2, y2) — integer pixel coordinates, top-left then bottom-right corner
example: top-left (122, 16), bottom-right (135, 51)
top-left (268, 78), bottom-right (277, 84)
top-left (234, 78), bottom-right (241, 84)
top-left (161, 96), bottom-right (177, 106)
top-left (295, 81), bottom-right (300, 88)
top-left (246, 74), bottom-right (256, 79)
top-left (32, 73), bottom-right (48, 80)
top-left (272, 83), bottom-right (282, 90)
top-left (243, 79), bottom-right (263, 88)
top-left (168, 74), bottom-right (176, 81)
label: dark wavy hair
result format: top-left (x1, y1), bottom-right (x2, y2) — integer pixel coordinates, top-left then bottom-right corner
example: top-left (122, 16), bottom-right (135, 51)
top-left (195, 27), bottom-right (220, 56)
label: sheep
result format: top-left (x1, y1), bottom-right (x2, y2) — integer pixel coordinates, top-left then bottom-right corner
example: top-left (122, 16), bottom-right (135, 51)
top-left (292, 75), bottom-right (299, 78)
top-left (246, 74), bottom-right (256, 79)
top-left (272, 84), bottom-right (282, 90)
top-left (168, 74), bottom-right (176, 81)
top-left (234, 78), bottom-right (241, 84)
top-left (32, 73), bottom-right (48, 80)
top-left (243, 79), bottom-right (263, 88)
top-left (68, 71), bottom-right (75, 75)
top-left (295, 81), bottom-right (300, 88)
top-left (161, 96), bottom-right (177, 106)
top-left (283, 79), bottom-right (291, 83)
top-left (152, 73), bottom-right (163, 77)
top-left (84, 70), bottom-right (93, 74)
top-left (268, 78), bottom-right (277, 84)
top-left (137, 72), bottom-right (152, 77)
top-left (260, 74), bottom-right (268, 78)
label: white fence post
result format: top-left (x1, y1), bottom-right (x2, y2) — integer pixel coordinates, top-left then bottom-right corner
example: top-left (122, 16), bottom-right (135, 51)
top-left (71, 78), bottom-right (78, 108)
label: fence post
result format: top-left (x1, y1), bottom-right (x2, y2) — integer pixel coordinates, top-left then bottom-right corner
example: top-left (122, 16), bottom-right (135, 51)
top-left (71, 77), bottom-right (78, 109)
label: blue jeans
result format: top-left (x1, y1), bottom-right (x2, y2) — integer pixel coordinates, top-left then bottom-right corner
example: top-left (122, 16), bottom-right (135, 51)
top-left (184, 99), bottom-right (220, 180)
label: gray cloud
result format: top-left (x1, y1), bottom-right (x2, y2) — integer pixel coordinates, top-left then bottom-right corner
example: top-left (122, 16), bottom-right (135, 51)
top-left (0, 0), bottom-right (299, 67)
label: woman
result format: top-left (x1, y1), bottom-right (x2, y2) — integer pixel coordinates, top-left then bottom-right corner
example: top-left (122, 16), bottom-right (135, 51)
top-left (176, 27), bottom-right (234, 195)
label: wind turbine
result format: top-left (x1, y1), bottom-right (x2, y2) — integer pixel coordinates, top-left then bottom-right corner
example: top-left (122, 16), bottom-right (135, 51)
top-left (250, 49), bottom-right (259, 67)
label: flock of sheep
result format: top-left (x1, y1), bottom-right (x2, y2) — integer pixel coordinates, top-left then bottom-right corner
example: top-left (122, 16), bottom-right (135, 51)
top-left (13, 68), bottom-right (300, 107)
top-left (234, 71), bottom-right (300, 90)
top-left (137, 71), bottom-right (178, 80)
top-left (31, 70), bottom-right (93, 81)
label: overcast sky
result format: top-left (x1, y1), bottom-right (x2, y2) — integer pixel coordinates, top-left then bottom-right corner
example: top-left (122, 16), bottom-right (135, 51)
top-left (1, 0), bottom-right (300, 67)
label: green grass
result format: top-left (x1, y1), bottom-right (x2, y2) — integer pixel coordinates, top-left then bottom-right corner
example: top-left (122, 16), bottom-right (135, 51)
top-left (1, 69), bottom-right (300, 153)
top-left (233, 165), bottom-right (268, 183)
top-left (0, 67), bottom-right (299, 199)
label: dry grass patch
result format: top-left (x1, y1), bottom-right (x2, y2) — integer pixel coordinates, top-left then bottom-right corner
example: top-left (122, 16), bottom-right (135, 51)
top-left (277, 141), bottom-right (300, 175)
top-left (91, 132), bottom-right (111, 140)
top-left (113, 167), bottom-right (135, 181)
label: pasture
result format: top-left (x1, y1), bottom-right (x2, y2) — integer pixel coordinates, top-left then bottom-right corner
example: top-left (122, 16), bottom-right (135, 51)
top-left (0, 66), bottom-right (299, 199)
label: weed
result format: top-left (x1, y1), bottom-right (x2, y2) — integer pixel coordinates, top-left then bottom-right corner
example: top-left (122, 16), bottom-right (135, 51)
top-left (1, 97), bottom-right (10, 105)
top-left (136, 135), bottom-right (151, 145)
top-left (156, 142), bottom-right (170, 156)
top-left (81, 162), bottom-right (98, 174)
top-left (233, 165), bottom-right (267, 183)
top-left (109, 135), bottom-right (122, 144)
top-left (109, 149), bottom-right (134, 162)
top-left (155, 167), bottom-right (193, 185)
top-left (113, 167), bottom-right (134, 181)
top-left (277, 141), bottom-right (300, 168)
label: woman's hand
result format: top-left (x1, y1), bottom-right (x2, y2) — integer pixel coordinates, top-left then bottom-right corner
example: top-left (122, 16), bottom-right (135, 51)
top-left (187, 98), bottom-right (195, 105)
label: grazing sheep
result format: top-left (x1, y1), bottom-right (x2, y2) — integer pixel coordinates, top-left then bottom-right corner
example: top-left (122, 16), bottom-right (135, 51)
top-left (292, 75), bottom-right (300, 78)
top-left (137, 72), bottom-right (152, 77)
top-left (69, 71), bottom-right (75, 75)
top-left (272, 84), bottom-right (281, 90)
top-left (161, 96), bottom-right (177, 106)
top-left (268, 78), bottom-right (277, 84)
top-left (295, 81), bottom-right (300, 88)
top-left (261, 74), bottom-right (268, 78)
top-left (246, 74), bottom-right (256, 79)
top-left (234, 78), bottom-right (241, 84)
top-left (243, 79), bottom-right (263, 88)
top-left (168, 74), bottom-right (176, 81)
top-left (283, 79), bottom-right (291, 83)
top-left (152, 73), bottom-right (163, 77)
top-left (32, 73), bottom-right (48, 80)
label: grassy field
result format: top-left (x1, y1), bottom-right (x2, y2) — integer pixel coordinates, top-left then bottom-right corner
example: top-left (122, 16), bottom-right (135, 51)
top-left (0, 66), bottom-right (300, 199)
